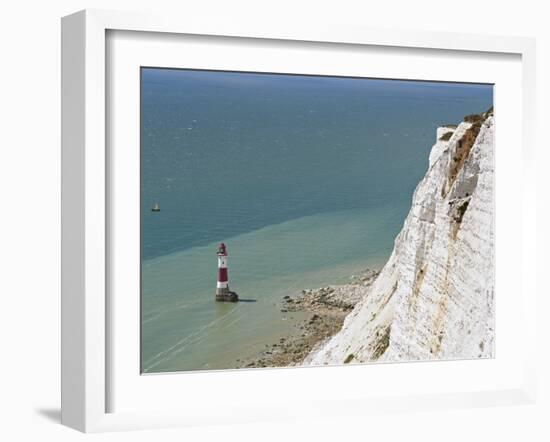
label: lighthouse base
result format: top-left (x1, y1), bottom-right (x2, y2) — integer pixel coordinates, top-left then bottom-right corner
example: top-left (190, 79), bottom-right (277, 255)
top-left (215, 288), bottom-right (239, 302)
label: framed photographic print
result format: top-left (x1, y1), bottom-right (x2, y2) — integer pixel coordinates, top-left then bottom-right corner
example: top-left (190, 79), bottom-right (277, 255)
top-left (61, 9), bottom-right (538, 432)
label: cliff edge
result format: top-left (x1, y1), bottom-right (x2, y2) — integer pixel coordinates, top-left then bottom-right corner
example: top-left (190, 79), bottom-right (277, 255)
top-left (306, 111), bottom-right (495, 365)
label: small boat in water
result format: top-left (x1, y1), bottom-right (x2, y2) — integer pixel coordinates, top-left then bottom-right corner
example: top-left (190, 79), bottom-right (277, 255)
top-left (151, 203), bottom-right (160, 212)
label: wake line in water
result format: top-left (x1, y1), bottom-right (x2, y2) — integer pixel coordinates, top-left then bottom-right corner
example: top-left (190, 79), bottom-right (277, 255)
top-left (142, 304), bottom-right (243, 372)
top-left (144, 312), bottom-right (246, 372)
top-left (141, 298), bottom-right (204, 325)
top-left (143, 304), bottom-right (242, 367)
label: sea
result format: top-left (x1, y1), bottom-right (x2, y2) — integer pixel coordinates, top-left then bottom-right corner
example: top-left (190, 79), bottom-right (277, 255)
top-left (140, 68), bottom-right (493, 373)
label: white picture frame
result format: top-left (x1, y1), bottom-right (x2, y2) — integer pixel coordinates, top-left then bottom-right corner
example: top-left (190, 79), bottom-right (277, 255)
top-left (61, 9), bottom-right (538, 433)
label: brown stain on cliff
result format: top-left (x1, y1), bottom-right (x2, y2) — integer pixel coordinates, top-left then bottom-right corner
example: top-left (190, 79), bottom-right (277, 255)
top-left (429, 112), bottom-right (492, 354)
top-left (378, 280), bottom-right (399, 313)
top-left (450, 198), bottom-right (471, 240)
top-left (367, 281), bottom-right (398, 360)
top-left (409, 263), bottom-right (428, 312)
top-left (430, 302), bottom-right (449, 355)
top-left (430, 224), bottom-right (460, 355)
top-left (371, 324), bottom-right (391, 360)
top-left (430, 287), bottom-right (450, 355)
top-left (442, 112), bottom-right (487, 198)
top-left (442, 121), bottom-right (481, 197)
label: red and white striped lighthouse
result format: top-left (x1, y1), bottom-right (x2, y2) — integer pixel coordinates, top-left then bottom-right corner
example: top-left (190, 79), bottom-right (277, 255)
top-left (215, 243), bottom-right (238, 302)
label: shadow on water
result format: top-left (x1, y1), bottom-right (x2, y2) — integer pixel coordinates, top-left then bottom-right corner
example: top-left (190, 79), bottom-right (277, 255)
top-left (238, 299), bottom-right (257, 303)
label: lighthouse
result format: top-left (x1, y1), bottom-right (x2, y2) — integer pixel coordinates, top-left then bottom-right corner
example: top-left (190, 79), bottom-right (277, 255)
top-left (215, 243), bottom-right (239, 302)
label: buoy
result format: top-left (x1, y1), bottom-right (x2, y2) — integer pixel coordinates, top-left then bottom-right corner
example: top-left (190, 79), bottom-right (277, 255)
top-left (151, 203), bottom-right (160, 212)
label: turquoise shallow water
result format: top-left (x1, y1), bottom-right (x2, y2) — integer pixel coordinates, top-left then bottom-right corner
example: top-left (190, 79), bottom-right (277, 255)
top-left (140, 69), bottom-right (493, 372)
top-left (141, 205), bottom-right (401, 372)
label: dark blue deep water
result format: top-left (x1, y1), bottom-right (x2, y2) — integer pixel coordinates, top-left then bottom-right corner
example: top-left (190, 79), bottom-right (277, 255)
top-left (141, 69), bottom-right (492, 260)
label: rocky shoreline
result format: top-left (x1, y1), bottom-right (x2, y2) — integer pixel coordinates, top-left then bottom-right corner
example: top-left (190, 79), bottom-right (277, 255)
top-left (235, 268), bottom-right (380, 369)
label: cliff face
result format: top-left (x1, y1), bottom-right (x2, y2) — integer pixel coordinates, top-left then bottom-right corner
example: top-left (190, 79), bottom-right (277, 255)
top-left (307, 114), bottom-right (494, 365)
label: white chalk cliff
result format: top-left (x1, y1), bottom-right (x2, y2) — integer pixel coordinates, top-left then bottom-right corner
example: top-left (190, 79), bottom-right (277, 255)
top-left (307, 113), bottom-right (494, 365)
